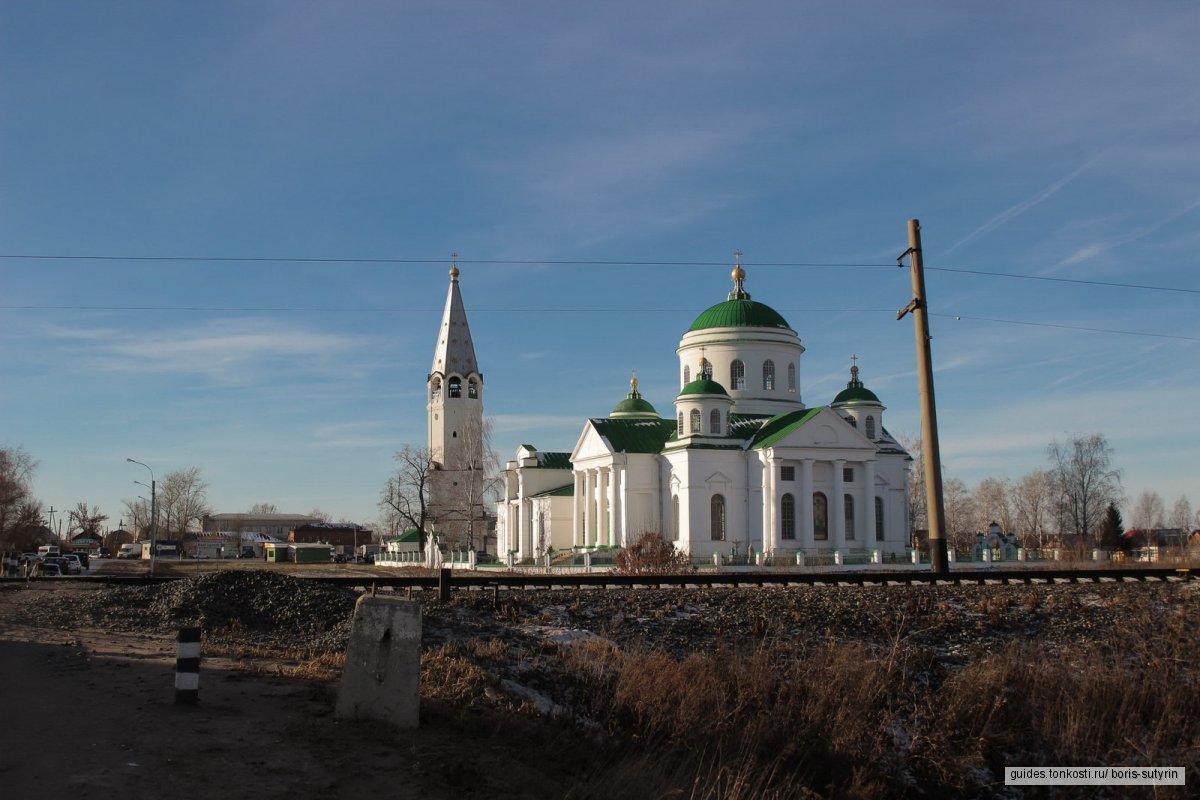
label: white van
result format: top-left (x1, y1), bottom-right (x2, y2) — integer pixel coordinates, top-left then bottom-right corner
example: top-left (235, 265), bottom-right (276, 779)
top-left (38, 544), bottom-right (61, 558)
top-left (117, 543), bottom-right (140, 559)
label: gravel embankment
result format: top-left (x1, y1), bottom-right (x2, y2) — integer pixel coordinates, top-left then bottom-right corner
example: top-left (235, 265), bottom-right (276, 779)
top-left (13, 570), bottom-right (1197, 662)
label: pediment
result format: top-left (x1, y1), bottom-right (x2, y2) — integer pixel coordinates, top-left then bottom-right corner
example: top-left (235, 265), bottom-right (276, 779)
top-left (571, 421), bottom-right (614, 463)
top-left (766, 407), bottom-right (876, 451)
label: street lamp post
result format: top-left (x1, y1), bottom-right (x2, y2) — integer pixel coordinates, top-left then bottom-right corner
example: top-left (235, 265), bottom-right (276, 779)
top-left (127, 459), bottom-right (156, 577)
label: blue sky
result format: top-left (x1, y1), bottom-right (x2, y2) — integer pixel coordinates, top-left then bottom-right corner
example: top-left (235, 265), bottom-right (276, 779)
top-left (2, 1), bottom-right (1197, 530)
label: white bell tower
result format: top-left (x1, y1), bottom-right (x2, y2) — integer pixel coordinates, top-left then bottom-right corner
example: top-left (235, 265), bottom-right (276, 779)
top-left (427, 258), bottom-right (484, 545)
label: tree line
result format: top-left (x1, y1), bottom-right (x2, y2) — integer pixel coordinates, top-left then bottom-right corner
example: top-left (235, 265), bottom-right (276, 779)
top-left (906, 432), bottom-right (1197, 551)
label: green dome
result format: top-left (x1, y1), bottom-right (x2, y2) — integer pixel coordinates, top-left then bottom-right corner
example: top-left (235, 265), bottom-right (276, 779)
top-left (610, 379), bottom-right (659, 419)
top-left (688, 298), bottom-right (791, 332)
top-left (831, 366), bottom-right (881, 406)
top-left (678, 377), bottom-right (730, 397)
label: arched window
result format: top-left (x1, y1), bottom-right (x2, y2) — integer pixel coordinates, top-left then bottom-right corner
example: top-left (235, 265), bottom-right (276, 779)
top-left (448, 377), bottom-right (462, 398)
top-left (763, 360), bottom-right (775, 390)
top-left (730, 360), bottom-right (745, 390)
top-left (709, 409), bottom-right (721, 434)
top-left (711, 494), bottom-right (726, 541)
top-left (672, 495), bottom-right (680, 541)
top-left (690, 409), bottom-right (701, 433)
top-left (683, 365), bottom-right (690, 386)
top-left (865, 415), bottom-right (876, 439)
top-left (677, 412), bottom-right (684, 436)
top-left (787, 363), bottom-right (797, 393)
top-left (468, 377), bottom-right (479, 399)
top-left (875, 497), bottom-right (884, 541)
top-left (813, 492), bottom-right (828, 541)
top-left (781, 493), bottom-right (795, 540)
top-left (847, 415), bottom-right (857, 428)
top-left (844, 494), bottom-right (855, 540)
top-left (430, 376), bottom-right (442, 402)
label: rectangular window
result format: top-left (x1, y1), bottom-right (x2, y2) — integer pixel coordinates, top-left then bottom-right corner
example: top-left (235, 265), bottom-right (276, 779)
top-left (780, 466), bottom-right (795, 481)
top-left (842, 467), bottom-right (854, 483)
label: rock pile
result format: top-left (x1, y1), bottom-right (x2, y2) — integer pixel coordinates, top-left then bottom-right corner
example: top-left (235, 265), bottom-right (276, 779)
top-left (31, 570), bottom-right (358, 652)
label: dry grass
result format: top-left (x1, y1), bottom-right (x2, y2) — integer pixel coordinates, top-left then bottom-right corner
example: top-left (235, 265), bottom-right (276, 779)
top-left (548, 599), bottom-right (1199, 798)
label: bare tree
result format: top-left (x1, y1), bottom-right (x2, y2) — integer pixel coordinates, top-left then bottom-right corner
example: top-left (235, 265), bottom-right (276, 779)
top-left (68, 502), bottom-right (108, 539)
top-left (1047, 433), bottom-right (1122, 545)
top-left (4, 500), bottom-right (50, 551)
top-left (942, 476), bottom-right (974, 551)
top-left (379, 445), bottom-right (439, 548)
top-left (0, 446), bottom-right (37, 545)
top-left (1168, 496), bottom-right (1192, 532)
top-left (970, 477), bottom-right (1013, 534)
top-left (1130, 490), bottom-right (1166, 530)
top-left (1011, 469), bottom-right (1053, 548)
top-left (157, 467), bottom-right (212, 539)
top-left (896, 433), bottom-right (926, 535)
top-left (122, 497), bottom-right (153, 539)
top-left (248, 502), bottom-right (278, 515)
top-left (308, 508), bottom-right (332, 523)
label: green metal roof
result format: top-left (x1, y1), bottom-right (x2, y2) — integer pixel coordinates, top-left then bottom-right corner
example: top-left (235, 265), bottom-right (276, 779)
top-left (531, 484), bottom-right (574, 498)
top-left (688, 298), bottom-right (791, 332)
top-left (534, 452), bottom-right (572, 470)
top-left (590, 418), bottom-right (677, 453)
top-left (678, 376), bottom-right (730, 397)
top-left (749, 407), bottom-right (824, 449)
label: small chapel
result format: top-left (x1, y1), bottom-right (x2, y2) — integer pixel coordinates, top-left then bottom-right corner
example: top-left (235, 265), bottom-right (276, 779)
top-left (428, 259), bottom-right (912, 562)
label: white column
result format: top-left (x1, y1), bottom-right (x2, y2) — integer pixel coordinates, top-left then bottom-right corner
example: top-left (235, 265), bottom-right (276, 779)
top-left (763, 454), bottom-right (777, 552)
top-left (801, 459), bottom-right (814, 548)
top-left (864, 460), bottom-right (877, 545)
top-left (612, 465), bottom-right (625, 547)
top-left (597, 468), bottom-right (610, 547)
top-left (832, 459), bottom-right (846, 549)
top-left (584, 469), bottom-right (595, 547)
top-left (573, 471), bottom-right (583, 548)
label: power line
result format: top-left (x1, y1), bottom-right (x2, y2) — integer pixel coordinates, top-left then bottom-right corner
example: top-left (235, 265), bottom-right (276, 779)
top-left (925, 266), bottom-right (1199, 295)
top-left (4, 302), bottom-right (1192, 342)
top-left (1, 252), bottom-right (1196, 294)
top-left (0, 254), bottom-right (892, 268)
top-left (934, 313), bottom-right (1200, 342)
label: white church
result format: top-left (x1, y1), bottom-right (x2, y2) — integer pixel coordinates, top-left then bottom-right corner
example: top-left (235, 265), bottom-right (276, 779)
top-left (428, 260), bottom-right (912, 563)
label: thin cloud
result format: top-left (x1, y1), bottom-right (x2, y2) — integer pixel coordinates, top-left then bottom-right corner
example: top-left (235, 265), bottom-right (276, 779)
top-left (946, 161), bottom-right (1093, 254)
top-left (52, 320), bottom-right (363, 383)
top-left (1051, 196), bottom-right (1200, 271)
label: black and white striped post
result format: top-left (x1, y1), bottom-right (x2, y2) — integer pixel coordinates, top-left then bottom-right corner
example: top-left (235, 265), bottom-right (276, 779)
top-left (175, 627), bottom-right (201, 704)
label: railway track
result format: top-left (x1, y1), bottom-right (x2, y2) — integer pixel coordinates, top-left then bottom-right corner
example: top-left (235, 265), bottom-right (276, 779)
top-left (7, 565), bottom-right (1192, 591)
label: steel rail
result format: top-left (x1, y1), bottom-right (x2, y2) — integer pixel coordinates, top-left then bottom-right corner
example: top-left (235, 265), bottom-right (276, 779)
top-left (5, 566), bottom-right (1191, 589)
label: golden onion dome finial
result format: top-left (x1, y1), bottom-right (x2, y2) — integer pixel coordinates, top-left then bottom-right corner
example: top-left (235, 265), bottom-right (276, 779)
top-left (449, 251), bottom-right (460, 280)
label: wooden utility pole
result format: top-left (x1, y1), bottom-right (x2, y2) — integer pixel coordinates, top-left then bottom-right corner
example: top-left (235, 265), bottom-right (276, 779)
top-left (898, 219), bottom-right (949, 574)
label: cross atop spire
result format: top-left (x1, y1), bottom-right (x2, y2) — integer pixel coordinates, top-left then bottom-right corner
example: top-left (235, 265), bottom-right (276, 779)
top-left (729, 249), bottom-right (749, 300)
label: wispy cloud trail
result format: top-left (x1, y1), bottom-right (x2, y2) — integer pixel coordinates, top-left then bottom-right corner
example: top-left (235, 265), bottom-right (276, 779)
top-left (945, 161), bottom-right (1094, 254)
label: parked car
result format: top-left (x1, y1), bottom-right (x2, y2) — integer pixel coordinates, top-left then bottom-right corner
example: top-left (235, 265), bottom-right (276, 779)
top-left (61, 554), bottom-right (83, 574)
top-left (333, 553), bottom-right (350, 563)
top-left (37, 562), bottom-right (62, 577)
top-left (42, 556), bottom-right (72, 575)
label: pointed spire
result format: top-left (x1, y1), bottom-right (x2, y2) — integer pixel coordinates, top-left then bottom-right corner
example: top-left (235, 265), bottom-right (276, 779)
top-left (430, 257), bottom-right (479, 377)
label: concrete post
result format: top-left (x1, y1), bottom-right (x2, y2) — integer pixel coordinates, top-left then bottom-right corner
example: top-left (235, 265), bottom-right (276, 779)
top-left (336, 595), bottom-right (421, 729)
